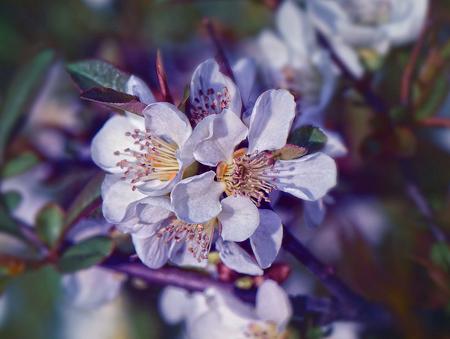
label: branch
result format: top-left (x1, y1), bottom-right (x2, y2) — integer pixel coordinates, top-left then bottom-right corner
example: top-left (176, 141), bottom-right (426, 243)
top-left (203, 18), bottom-right (236, 82)
top-left (102, 254), bottom-right (356, 324)
top-left (282, 228), bottom-right (391, 327)
top-left (419, 117), bottom-right (450, 129)
top-left (316, 31), bottom-right (388, 118)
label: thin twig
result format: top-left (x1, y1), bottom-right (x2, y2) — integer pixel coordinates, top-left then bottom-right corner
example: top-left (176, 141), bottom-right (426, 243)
top-left (282, 228), bottom-right (391, 327)
top-left (156, 50), bottom-right (174, 104)
top-left (419, 117), bottom-right (450, 129)
top-left (102, 255), bottom-right (351, 324)
top-left (316, 30), bottom-right (388, 118)
top-left (204, 18), bottom-right (236, 82)
top-left (401, 20), bottom-right (429, 108)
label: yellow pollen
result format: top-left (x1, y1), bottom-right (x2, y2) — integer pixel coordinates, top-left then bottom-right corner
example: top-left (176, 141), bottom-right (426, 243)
top-left (217, 148), bottom-right (278, 206)
top-left (244, 321), bottom-right (286, 339)
top-left (114, 129), bottom-right (179, 190)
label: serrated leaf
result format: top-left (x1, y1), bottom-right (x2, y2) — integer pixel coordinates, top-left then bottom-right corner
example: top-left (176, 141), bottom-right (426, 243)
top-left (2, 191), bottom-right (22, 212)
top-left (64, 172), bottom-right (103, 228)
top-left (58, 236), bottom-right (113, 273)
top-left (0, 50), bottom-right (55, 163)
top-left (66, 59), bottom-right (130, 92)
top-left (1, 152), bottom-right (39, 178)
top-left (36, 204), bottom-right (65, 248)
top-left (288, 125), bottom-right (328, 153)
top-left (80, 87), bottom-right (147, 115)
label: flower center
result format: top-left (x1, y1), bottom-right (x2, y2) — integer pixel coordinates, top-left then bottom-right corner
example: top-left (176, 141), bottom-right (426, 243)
top-left (156, 218), bottom-right (216, 262)
top-left (190, 87), bottom-right (231, 123)
top-left (217, 148), bottom-right (278, 207)
top-left (340, 0), bottom-right (392, 25)
top-left (244, 322), bottom-right (287, 339)
top-left (114, 128), bottom-right (179, 190)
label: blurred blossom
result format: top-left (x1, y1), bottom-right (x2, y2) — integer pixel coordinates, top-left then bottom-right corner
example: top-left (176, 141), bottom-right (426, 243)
top-left (296, 197), bottom-right (390, 262)
top-left (160, 280), bottom-right (292, 339)
top-left (308, 0), bottom-right (429, 76)
top-left (1, 165), bottom-right (51, 225)
top-left (326, 321), bottom-right (362, 339)
top-left (62, 219), bottom-right (125, 309)
top-left (82, 0), bottom-right (114, 10)
top-left (60, 297), bottom-right (132, 339)
top-left (256, 0), bottom-right (337, 119)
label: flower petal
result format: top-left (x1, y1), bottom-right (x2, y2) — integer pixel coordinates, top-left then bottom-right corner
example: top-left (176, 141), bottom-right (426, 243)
top-left (143, 102), bottom-right (192, 148)
top-left (216, 238), bottom-right (263, 276)
top-left (303, 199), bottom-right (326, 228)
top-left (250, 209), bottom-right (283, 269)
top-left (257, 30), bottom-right (289, 70)
top-left (248, 89), bottom-right (296, 153)
top-left (91, 115), bottom-right (145, 173)
top-left (159, 287), bottom-right (191, 325)
top-left (101, 174), bottom-right (146, 224)
top-left (274, 152), bottom-right (337, 201)
top-left (232, 58), bottom-right (258, 109)
top-left (171, 171), bottom-right (224, 223)
top-left (193, 109), bottom-right (248, 166)
top-left (276, 0), bottom-right (316, 58)
top-left (126, 75), bottom-right (155, 105)
top-left (132, 231), bottom-right (172, 269)
top-left (256, 280), bottom-right (292, 329)
top-left (190, 58), bottom-right (242, 117)
top-left (62, 267), bottom-right (125, 309)
top-left (322, 129), bottom-right (348, 158)
top-left (382, 0), bottom-right (428, 45)
top-left (217, 196), bottom-right (259, 242)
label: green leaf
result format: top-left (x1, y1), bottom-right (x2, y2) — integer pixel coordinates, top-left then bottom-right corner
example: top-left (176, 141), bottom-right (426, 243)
top-left (64, 172), bottom-right (103, 228)
top-left (66, 59), bottom-right (130, 92)
top-left (58, 236), bottom-right (113, 273)
top-left (0, 50), bottom-right (55, 163)
top-left (36, 204), bottom-right (65, 248)
top-left (0, 198), bottom-right (19, 235)
top-left (288, 125), bottom-right (328, 153)
top-left (2, 191), bottom-right (22, 212)
top-left (80, 87), bottom-right (147, 115)
top-left (430, 242), bottom-right (450, 272)
top-left (1, 152), bottom-right (39, 178)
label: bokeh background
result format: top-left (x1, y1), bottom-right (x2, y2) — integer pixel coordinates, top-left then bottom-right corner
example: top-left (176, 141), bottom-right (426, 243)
top-left (0, 0), bottom-right (449, 338)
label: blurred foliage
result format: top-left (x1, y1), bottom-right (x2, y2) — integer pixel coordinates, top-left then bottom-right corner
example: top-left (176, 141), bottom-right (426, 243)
top-left (0, 1), bottom-right (449, 339)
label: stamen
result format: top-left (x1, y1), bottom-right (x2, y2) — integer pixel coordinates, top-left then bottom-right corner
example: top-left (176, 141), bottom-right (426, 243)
top-left (217, 148), bottom-right (278, 207)
top-left (114, 129), bottom-right (179, 190)
top-left (156, 218), bottom-right (216, 262)
top-left (190, 86), bottom-right (231, 123)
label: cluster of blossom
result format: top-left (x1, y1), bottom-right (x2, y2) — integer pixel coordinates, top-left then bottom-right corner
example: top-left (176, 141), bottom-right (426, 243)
top-left (72, 0), bottom-right (429, 337)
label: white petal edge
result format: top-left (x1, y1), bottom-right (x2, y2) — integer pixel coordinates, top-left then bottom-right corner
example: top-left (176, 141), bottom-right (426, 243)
top-left (274, 152), bottom-right (337, 201)
top-left (91, 115), bottom-right (145, 173)
top-left (256, 279), bottom-right (292, 329)
top-left (126, 75), bottom-right (155, 105)
top-left (216, 238), bottom-right (263, 276)
top-left (143, 102), bottom-right (192, 148)
top-left (248, 89), bottom-right (296, 153)
top-left (171, 171), bottom-right (224, 223)
top-left (218, 195), bottom-right (259, 242)
top-left (250, 209), bottom-right (283, 269)
top-left (101, 174), bottom-right (146, 224)
top-left (193, 109), bottom-right (248, 166)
